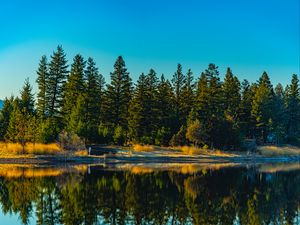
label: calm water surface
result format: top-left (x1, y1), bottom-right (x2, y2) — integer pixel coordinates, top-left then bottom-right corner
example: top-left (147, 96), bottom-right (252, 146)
top-left (0, 163), bottom-right (299, 225)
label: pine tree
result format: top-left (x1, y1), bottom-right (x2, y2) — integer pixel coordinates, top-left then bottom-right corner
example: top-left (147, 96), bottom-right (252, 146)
top-left (273, 83), bottom-right (286, 143)
top-left (85, 57), bottom-right (105, 142)
top-left (172, 64), bottom-right (186, 128)
top-left (223, 68), bottom-right (241, 122)
top-left (36, 55), bottom-right (49, 117)
top-left (157, 75), bottom-right (175, 132)
top-left (47, 46), bottom-right (68, 118)
top-left (181, 69), bottom-right (195, 124)
top-left (63, 54), bottom-right (85, 120)
top-left (20, 78), bottom-right (35, 114)
top-left (128, 70), bottom-right (159, 143)
top-left (251, 72), bottom-right (275, 142)
top-left (286, 74), bottom-right (300, 137)
top-left (0, 96), bottom-right (14, 140)
top-left (104, 56), bottom-right (132, 130)
top-left (239, 80), bottom-right (256, 138)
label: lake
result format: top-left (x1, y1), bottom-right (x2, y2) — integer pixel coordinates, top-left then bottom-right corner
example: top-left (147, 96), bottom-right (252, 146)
top-left (0, 163), bottom-right (299, 225)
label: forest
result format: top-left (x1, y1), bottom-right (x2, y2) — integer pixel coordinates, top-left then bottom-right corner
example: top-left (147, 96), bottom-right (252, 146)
top-left (0, 46), bottom-right (299, 150)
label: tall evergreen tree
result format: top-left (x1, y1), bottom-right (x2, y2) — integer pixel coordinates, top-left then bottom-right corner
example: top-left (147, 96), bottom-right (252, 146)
top-left (36, 55), bottom-right (49, 117)
top-left (20, 78), bottom-right (35, 114)
top-left (172, 64), bottom-right (186, 128)
top-left (251, 72), bottom-right (275, 142)
top-left (286, 74), bottom-right (300, 137)
top-left (223, 68), bottom-right (241, 122)
top-left (47, 46), bottom-right (68, 118)
top-left (181, 69), bottom-right (195, 124)
top-left (0, 96), bottom-right (14, 140)
top-left (104, 56), bottom-right (132, 130)
top-left (63, 54), bottom-right (85, 120)
top-left (85, 57), bottom-right (105, 142)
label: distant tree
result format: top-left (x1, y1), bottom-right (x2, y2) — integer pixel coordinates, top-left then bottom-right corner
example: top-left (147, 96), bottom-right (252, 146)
top-left (181, 69), bottom-right (195, 124)
top-left (0, 96), bottom-right (14, 140)
top-left (273, 83), bottom-right (286, 143)
top-left (20, 78), bottom-right (35, 114)
top-left (251, 72), bottom-right (275, 142)
top-left (47, 45), bottom-right (68, 118)
top-left (36, 55), bottom-right (49, 117)
top-left (84, 57), bottom-right (105, 142)
top-left (239, 80), bottom-right (256, 138)
top-left (223, 68), bottom-right (241, 122)
top-left (172, 64), bottom-right (186, 128)
top-left (286, 74), bottom-right (300, 138)
top-left (186, 120), bottom-right (207, 146)
top-left (63, 54), bottom-right (85, 121)
top-left (103, 56), bottom-right (132, 130)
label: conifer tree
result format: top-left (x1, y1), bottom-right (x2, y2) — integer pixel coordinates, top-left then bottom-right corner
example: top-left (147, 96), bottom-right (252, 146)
top-left (223, 68), bottom-right (241, 121)
top-left (286, 74), bottom-right (300, 137)
top-left (172, 64), bottom-right (186, 128)
top-left (63, 54), bottom-right (85, 121)
top-left (251, 72), bottom-right (275, 142)
top-left (85, 57), bottom-right (105, 142)
top-left (20, 78), bottom-right (35, 114)
top-left (0, 96), bottom-right (14, 140)
top-left (104, 56), bottom-right (132, 130)
top-left (181, 69), bottom-right (195, 124)
top-left (36, 55), bottom-right (49, 117)
top-left (47, 46), bottom-right (68, 118)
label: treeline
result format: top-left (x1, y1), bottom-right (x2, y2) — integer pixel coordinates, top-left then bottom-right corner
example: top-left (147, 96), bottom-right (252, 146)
top-left (0, 46), bottom-right (299, 150)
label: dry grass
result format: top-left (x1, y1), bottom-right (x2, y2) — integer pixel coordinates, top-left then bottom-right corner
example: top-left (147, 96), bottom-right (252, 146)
top-left (258, 145), bottom-right (300, 157)
top-left (74, 150), bottom-right (88, 156)
top-left (132, 144), bottom-right (156, 152)
top-left (0, 142), bottom-right (62, 155)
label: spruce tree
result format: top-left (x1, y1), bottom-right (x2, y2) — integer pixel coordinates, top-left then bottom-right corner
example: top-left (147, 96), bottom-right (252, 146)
top-left (36, 55), bottom-right (49, 117)
top-left (85, 57), bottom-right (105, 142)
top-left (0, 96), bottom-right (14, 140)
top-left (104, 56), bottom-right (132, 131)
top-left (20, 78), bottom-right (35, 114)
top-left (251, 72), bottom-right (275, 142)
top-left (171, 64), bottom-right (186, 128)
top-left (223, 68), bottom-right (241, 121)
top-left (286, 74), bottom-right (300, 137)
top-left (63, 54), bottom-right (85, 121)
top-left (181, 69), bottom-right (195, 124)
top-left (47, 46), bottom-right (68, 118)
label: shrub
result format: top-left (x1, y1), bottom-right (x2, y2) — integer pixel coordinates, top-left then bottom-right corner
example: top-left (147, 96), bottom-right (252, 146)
top-left (113, 125), bottom-right (126, 145)
top-left (155, 127), bottom-right (171, 146)
top-left (58, 131), bottom-right (86, 151)
top-left (170, 126), bottom-right (188, 146)
top-left (186, 120), bottom-right (206, 146)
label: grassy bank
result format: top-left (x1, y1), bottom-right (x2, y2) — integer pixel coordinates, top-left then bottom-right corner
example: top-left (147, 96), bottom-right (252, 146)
top-left (258, 145), bottom-right (300, 156)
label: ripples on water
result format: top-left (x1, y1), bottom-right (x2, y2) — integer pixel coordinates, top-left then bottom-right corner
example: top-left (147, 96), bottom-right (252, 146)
top-left (0, 163), bottom-right (299, 225)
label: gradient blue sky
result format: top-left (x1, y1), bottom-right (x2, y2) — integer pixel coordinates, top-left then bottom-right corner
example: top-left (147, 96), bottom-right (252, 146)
top-left (0, 0), bottom-right (299, 99)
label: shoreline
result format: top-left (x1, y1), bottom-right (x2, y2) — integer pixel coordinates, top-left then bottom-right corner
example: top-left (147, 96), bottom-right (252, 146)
top-left (0, 152), bottom-right (299, 166)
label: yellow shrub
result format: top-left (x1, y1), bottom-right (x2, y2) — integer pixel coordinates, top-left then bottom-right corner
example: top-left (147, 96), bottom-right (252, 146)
top-left (132, 144), bottom-right (155, 152)
top-left (0, 142), bottom-right (61, 155)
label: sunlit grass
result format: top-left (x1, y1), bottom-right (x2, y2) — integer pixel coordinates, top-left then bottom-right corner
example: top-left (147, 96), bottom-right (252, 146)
top-left (132, 144), bottom-right (156, 152)
top-left (74, 150), bottom-right (88, 156)
top-left (258, 145), bottom-right (300, 157)
top-left (0, 142), bottom-right (62, 155)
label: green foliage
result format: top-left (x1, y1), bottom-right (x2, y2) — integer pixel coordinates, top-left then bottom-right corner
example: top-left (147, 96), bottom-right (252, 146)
top-left (113, 125), bottom-right (126, 145)
top-left (36, 55), bottom-right (49, 117)
top-left (103, 56), bottom-right (132, 129)
top-left (47, 45), bottom-right (68, 118)
top-left (1, 46), bottom-right (300, 150)
top-left (58, 131), bottom-right (86, 151)
top-left (170, 125), bottom-right (187, 146)
top-left (38, 118), bottom-right (60, 143)
top-left (155, 127), bottom-right (171, 146)
top-left (186, 120), bottom-right (206, 146)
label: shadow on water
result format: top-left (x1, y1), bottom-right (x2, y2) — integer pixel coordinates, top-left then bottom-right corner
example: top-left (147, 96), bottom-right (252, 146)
top-left (0, 162), bottom-right (299, 225)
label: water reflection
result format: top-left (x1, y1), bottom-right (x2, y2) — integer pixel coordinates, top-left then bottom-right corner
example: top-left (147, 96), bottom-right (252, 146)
top-left (0, 163), bottom-right (299, 225)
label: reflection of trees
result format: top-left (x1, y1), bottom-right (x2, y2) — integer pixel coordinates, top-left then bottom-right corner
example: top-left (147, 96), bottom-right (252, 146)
top-left (0, 167), bottom-right (299, 224)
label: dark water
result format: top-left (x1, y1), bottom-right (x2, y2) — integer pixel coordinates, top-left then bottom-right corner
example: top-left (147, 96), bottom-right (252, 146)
top-left (0, 163), bottom-right (300, 225)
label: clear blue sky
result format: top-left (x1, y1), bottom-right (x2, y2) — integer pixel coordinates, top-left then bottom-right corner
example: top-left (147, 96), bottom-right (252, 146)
top-left (0, 0), bottom-right (299, 99)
